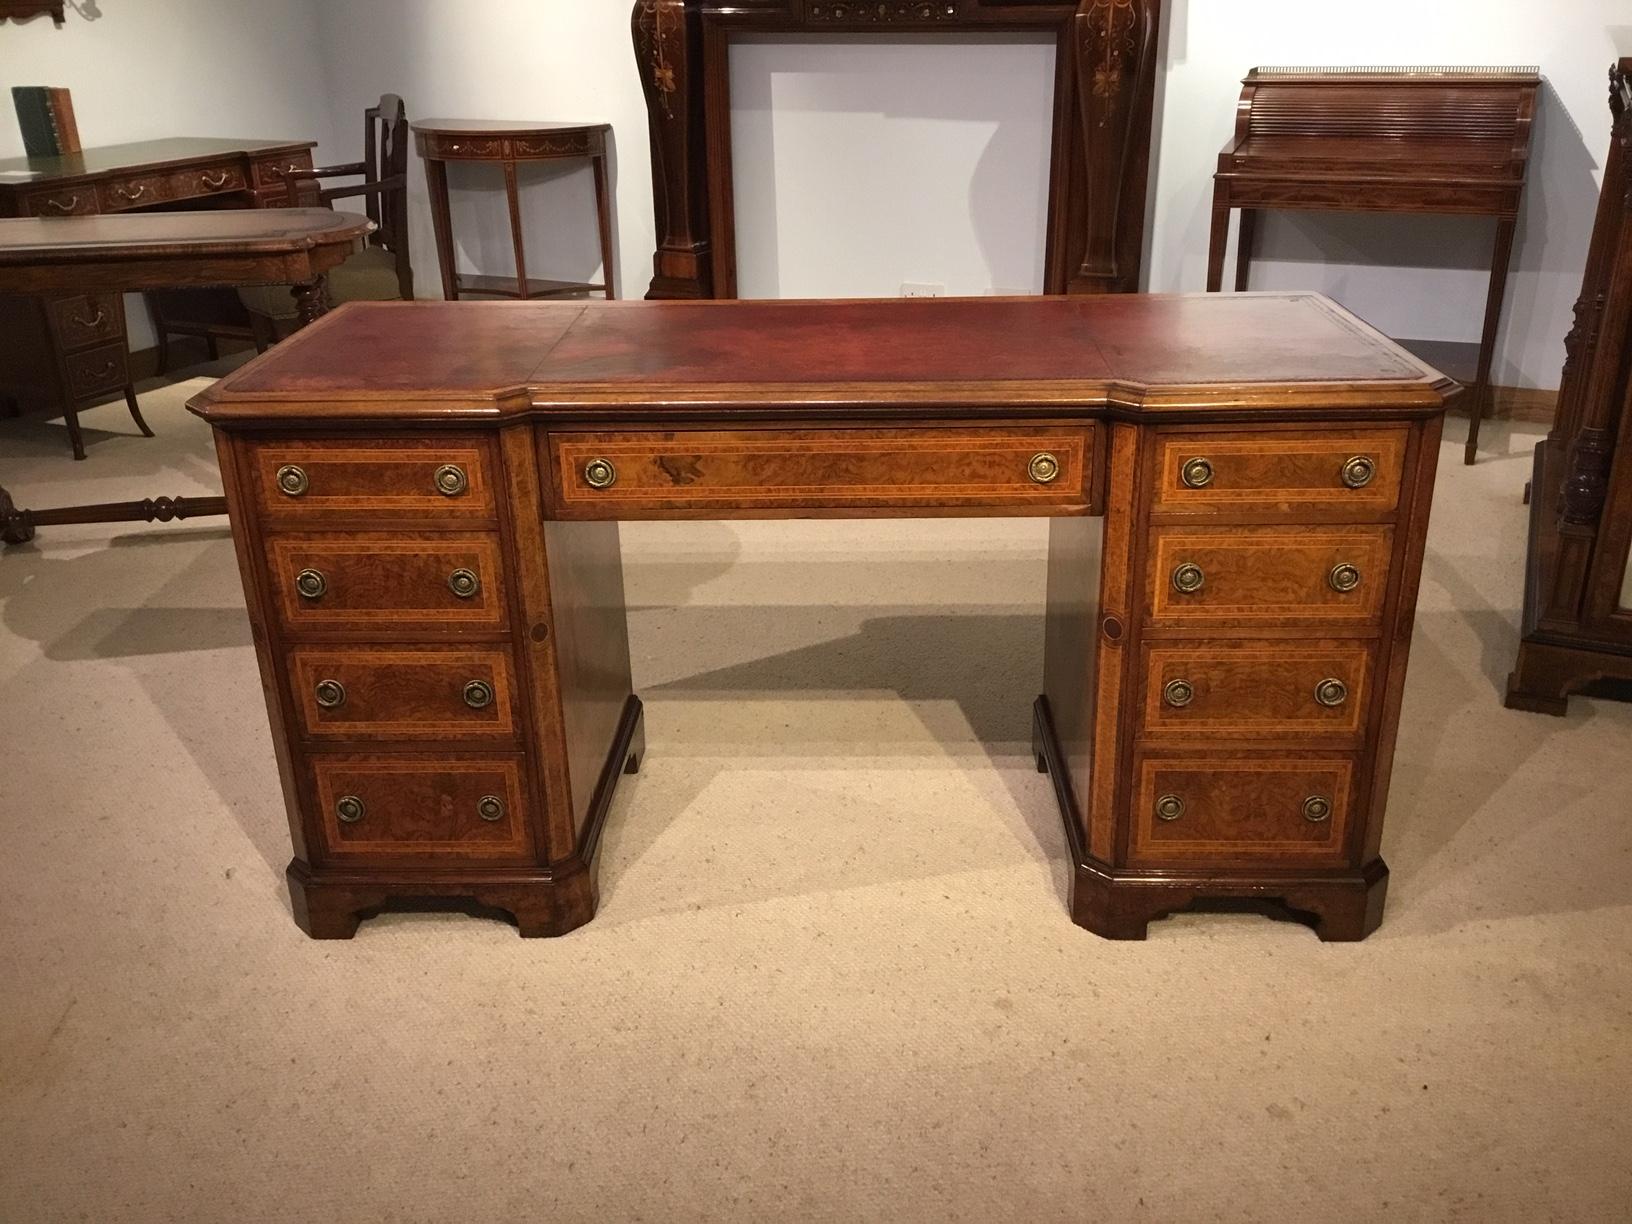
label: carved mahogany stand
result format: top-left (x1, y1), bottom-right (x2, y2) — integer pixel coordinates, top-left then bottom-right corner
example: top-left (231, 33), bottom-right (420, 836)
top-left (631, 0), bottom-right (1162, 300)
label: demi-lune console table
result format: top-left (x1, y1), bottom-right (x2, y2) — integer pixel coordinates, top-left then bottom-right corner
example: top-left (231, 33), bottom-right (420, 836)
top-left (188, 294), bottom-right (1455, 943)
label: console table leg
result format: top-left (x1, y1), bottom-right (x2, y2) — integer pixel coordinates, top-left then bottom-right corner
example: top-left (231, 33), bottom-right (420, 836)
top-left (1205, 195), bottom-right (1231, 292)
top-left (1235, 208), bottom-right (1258, 292)
top-left (1466, 214), bottom-right (1520, 465)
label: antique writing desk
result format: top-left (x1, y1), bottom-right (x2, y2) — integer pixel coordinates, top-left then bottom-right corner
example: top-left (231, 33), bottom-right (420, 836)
top-left (0, 137), bottom-right (318, 435)
top-left (188, 295), bottom-right (1455, 942)
top-left (0, 210), bottom-right (373, 546)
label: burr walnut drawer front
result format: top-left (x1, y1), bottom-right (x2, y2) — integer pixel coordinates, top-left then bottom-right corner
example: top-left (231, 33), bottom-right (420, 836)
top-left (1147, 525), bottom-right (1394, 628)
top-left (266, 534), bottom-right (508, 634)
top-left (249, 438), bottom-right (497, 521)
top-left (1151, 428), bottom-right (1409, 518)
top-left (1139, 640), bottom-right (1375, 743)
top-left (547, 427), bottom-right (1097, 516)
top-left (288, 647), bottom-right (520, 743)
top-left (1129, 753), bottom-right (1356, 866)
top-left (308, 755), bottom-right (533, 864)
top-left (170, 164), bottom-right (246, 200)
top-left (63, 343), bottom-right (128, 398)
top-left (48, 294), bottom-right (123, 350)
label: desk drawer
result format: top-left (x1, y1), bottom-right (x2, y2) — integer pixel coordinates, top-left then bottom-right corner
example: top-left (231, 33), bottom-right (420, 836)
top-left (1138, 640), bottom-right (1374, 743)
top-left (1146, 525), bottom-right (1393, 628)
top-left (266, 534), bottom-right (509, 634)
top-left (548, 427), bottom-right (1096, 517)
top-left (249, 438), bottom-right (497, 522)
top-left (289, 646), bottom-right (520, 742)
top-left (25, 187), bottom-right (97, 217)
top-left (1151, 428), bottom-right (1409, 519)
top-left (308, 754), bottom-right (533, 864)
top-left (49, 294), bottom-right (123, 351)
top-left (99, 172), bottom-right (169, 212)
top-left (64, 342), bottom-right (128, 399)
top-left (1129, 752), bottom-right (1355, 866)
top-left (170, 164), bottom-right (246, 201)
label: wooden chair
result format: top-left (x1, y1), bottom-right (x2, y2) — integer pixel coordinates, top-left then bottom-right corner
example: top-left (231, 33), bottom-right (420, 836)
top-left (238, 95), bottom-right (412, 332)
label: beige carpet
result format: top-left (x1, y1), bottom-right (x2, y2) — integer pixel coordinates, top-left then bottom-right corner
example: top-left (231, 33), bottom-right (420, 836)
top-left (1, 368), bottom-right (1629, 1223)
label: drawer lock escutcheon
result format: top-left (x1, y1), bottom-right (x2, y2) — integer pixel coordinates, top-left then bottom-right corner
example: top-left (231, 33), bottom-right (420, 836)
top-left (1155, 794), bottom-right (1186, 822)
top-left (314, 680), bottom-right (346, 709)
top-left (1162, 679), bottom-right (1196, 708)
top-left (1328, 563), bottom-right (1362, 594)
top-left (1303, 796), bottom-right (1333, 824)
top-left (275, 465), bottom-right (309, 496)
top-left (476, 795), bottom-right (506, 823)
top-left (1314, 678), bottom-right (1349, 708)
top-left (448, 568), bottom-right (481, 599)
top-left (584, 458), bottom-right (618, 489)
top-left (1028, 452), bottom-right (1061, 485)
top-left (463, 680), bottom-right (495, 710)
top-left (335, 795), bottom-right (366, 824)
top-left (1171, 563), bottom-right (1205, 595)
top-left (295, 569), bottom-right (327, 599)
top-left (434, 464), bottom-right (469, 497)
top-left (1181, 457), bottom-right (1214, 489)
top-left (1341, 455), bottom-right (1377, 489)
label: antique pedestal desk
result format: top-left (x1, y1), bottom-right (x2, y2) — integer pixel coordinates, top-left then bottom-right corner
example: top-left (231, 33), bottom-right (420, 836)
top-left (187, 294), bottom-right (1455, 941)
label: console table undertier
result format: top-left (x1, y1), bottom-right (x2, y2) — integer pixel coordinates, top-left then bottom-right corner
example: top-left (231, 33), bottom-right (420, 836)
top-left (188, 294), bottom-right (1455, 942)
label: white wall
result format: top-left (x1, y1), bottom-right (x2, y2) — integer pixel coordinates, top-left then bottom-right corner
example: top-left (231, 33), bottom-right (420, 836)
top-left (0, 0), bottom-right (340, 347)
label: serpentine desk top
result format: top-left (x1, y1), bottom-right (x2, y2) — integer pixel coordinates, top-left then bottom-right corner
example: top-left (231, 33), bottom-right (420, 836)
top-left (188, 293), bottom-right (1458, 421)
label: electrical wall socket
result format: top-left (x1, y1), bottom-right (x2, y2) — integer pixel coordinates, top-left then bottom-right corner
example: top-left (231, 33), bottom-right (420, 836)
top-left (900, 282), bottom-right (945, 297)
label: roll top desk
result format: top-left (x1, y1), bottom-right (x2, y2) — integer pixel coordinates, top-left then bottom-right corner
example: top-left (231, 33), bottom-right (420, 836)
top-left (188, 294), bottom-right (1455, 941)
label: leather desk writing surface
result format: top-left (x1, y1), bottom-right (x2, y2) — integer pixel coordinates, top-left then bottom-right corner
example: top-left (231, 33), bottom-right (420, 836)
top-left (190, 295), bottom-right (1455, 943)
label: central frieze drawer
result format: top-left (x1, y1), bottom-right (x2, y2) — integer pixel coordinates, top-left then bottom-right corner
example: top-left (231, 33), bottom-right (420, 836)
top-left (1147, 524), bottom-right (1393, 627)
top-left (248, 438), bottom-right (497, 522)
top-left (265, 534), bottom-right (508, 634)
top-left (1129, 752), bottom-right (1356, 866)
top-left (547, 427), bottom-right (1097, 516)
top-left (288, 646), bottom-right (519, 742)
top-left (307, 754), bottom-right (533, 864)
top-left (1139, 640), bottom-right (1375, 742)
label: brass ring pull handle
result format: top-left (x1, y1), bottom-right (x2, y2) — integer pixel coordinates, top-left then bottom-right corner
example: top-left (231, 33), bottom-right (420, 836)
top-left (1341, 455), bottom-right (1377, 489)
top-left (314, 680), bottom-right (346, 709)
top-left (1162, 679), bottom-right (1196, 708)
top-left (1181, 457), bottom-right (1214, 489)
top-left (1328, 563), bottom-right (1362, 594)
top-left (476, 795), bottom-right (506, 823)
top-left (201, 171), bottom-right (230, 189)
top-left (447, 568), bottom-right (480, 599)
top-left (72, 308), bottom-right (107, 331)
top-left (1314, 678), bottom-right (1349, 708)
top-left (112, 183), bottom-right (148, 202)
top-left (1171, 563), bottom-right (1206, 594)
top-left (584, 458), bottom-right (618, 489)
top-left (1028, 452), bottom-right (1061, 485)
top-left (463, 680), bottom-right (495, 710)
top-left (295, 569), bottom-right (327, 599)
top-left (335, 795), bottom-right (366, 824)
top-left (1302, 795), bottom-right (1333, 824)
top-left (1155, 794), bottom-right (1186, 822)
top-left (434, 464), bottom-right (468, 496)
top-left (276, 465), bottom-right (309, 496)
top-left (43, 195), bottom-right (79, 214)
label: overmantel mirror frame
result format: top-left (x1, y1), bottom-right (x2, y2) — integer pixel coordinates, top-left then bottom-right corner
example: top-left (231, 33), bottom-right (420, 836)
top-left (632, 0), bottom-right (1163, 300)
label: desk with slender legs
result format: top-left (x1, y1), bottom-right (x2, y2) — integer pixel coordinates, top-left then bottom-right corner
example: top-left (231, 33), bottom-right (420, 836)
top-left (188, 295), bottom-right (1455, 943)
top-left (0, 209), bottom-right (372, 546)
